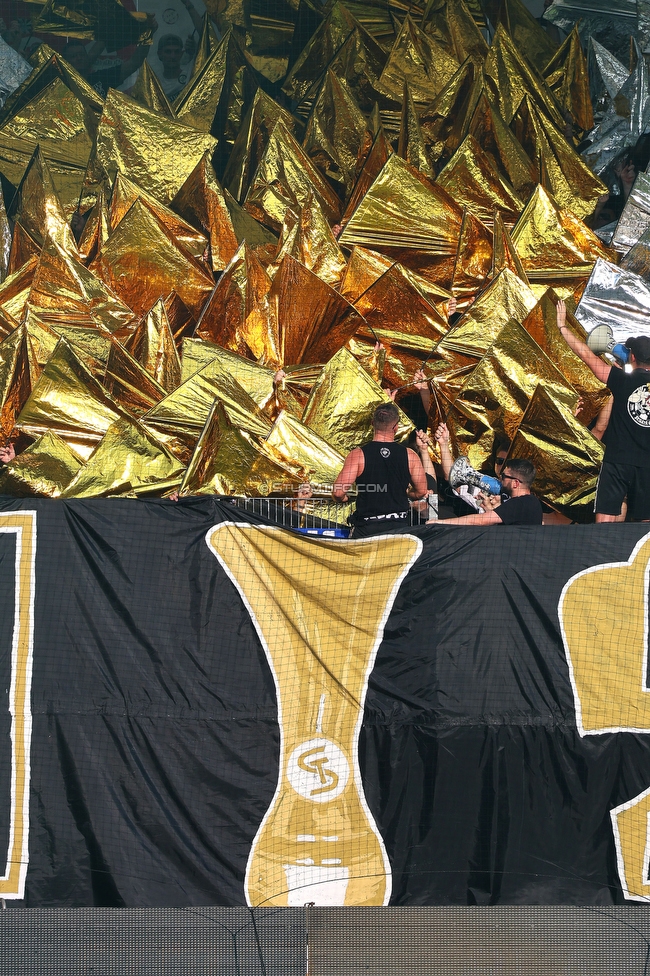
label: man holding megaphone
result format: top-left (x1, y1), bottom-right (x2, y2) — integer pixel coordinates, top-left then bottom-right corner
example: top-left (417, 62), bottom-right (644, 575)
top-left (557, 300), bottom-right (650, 522)
top-left (427, 455), bottom-right (542, 525)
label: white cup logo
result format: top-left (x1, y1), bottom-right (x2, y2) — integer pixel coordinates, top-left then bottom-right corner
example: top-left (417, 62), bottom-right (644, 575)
top-left (286, 738), bottom-right (350, 803)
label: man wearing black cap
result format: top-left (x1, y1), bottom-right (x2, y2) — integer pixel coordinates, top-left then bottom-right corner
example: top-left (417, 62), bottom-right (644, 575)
top-left (557, 300), bottom-right (650, 522)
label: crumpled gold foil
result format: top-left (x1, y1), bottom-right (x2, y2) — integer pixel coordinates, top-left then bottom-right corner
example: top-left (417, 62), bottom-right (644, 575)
top-left (180, 399), bottom-right (299, 497)
top-left (93, 89), bottom-right (217, 205)
top-left (376, 14), bottom-right (459, 105)
top-left (77, 185), bottom-right (110, 265)
top-left (0, 256), bottom-right (37, 323)
top-left (192, 11), bottom-right (221, 78)
top-left (171, 151), bottom-right (239, 272)
top-left (180, 337), bottom-right (274, 405)
top-left (16, 336), bottom-right (133, 458)
top-left (102, 339), bottom-right (167, 418)
top-left (109, 172), bottom-right (208, 261)
top-left (440, 266), bottom-right (538, 357)
top-left (124, 299), bottom-right (181, 394)
top-left (195, 240), bottom-right (272, 356)
top-left (264, 408), bottom-right (345, 490)
top-left (511, 184), bottom-right (609, 282)
top-left (7, 221), bottom-right (41, 278)
top-left (0, 429), bottom-right (83, 497)
top-left (484, 24), bottom-right (565, 130)
top-left (422, 0), bottom-right (489, 63)
top-left (33, 0), bottom-right (152, 48)
top-left (303, 69), bottom-right (368, 195)
top-left (339, 153), bottom-right (463, 287)
top-left (310, 24), bottom-right (387, 114)
top-left (466, 92), bottom-right (537, 199)
top-left (495, 0), bottom-right (558, 73)
top-left (418, 57), bottom-right (481, 168)
top-left (244, 118), bottom-right (342, 231)
top-left (0, 183), bottom-right (12, 283)
top-left (282, 1), bottom-right (361, 102)
top-left (163, 292), bottom-right (196, 349)
top-left (398, 81), bottom-right (434, 178)
top-left (302, 346), bottom-right (414, 456)
top-left (12, 145), bottom-right (79, 256)
top-left (341, 124), bottom-right (393, 227)
top-left (451, 206), bottom-right (493, 303)
top-left (521, 288), bottom-right (609, 424)
top-left (93, 198), bottom-right (214, 320)
top-left (29, 239), bottom-right (136, 332)
top-left (0, 325), bottom-right (31, 444)
top-left (174, 29), bottom-right (251, 139)
top-left (512, 95), bottom-right (606, 221)
top-left (339, 245), bottom-right (394, 303)
top-left (61, 417), bottom-right (185, 498)
top-left (273, 195), bottom-right (347, 287)
top-left (143, 353), bottom-right (273, 459)
top-left (129, 60), bottom-right (176, 119)
top-left (509, 383), bottom-right (604, 520)
top-left (222, 88), bottom-right (298, 204)
top-left (491, 210), bottom-right (529, 284)
top-left (543, 25), bottom-right (593, 136)
top-left (436, 133), bottom-right (524, 225)
top-left (354, 262), bottom-right (448, 351)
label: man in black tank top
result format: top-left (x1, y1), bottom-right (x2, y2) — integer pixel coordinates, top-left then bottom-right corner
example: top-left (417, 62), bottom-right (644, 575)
top-left (332, 403), bottom-right (428, 537)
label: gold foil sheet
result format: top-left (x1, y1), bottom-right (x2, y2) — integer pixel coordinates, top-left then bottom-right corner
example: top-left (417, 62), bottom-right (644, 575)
top-left (3, 45), bottom-right (103, 121)
top-left (33, 0), bottom-right (151, 48)
top-left (521, 289), bottom-right (609, 424)
top-left (16, 336), bottom-right (133, 457)
top-left (308, 25), bottom-right (387, 114)
top-left (440, 266), bottom-right (538, 357)
top-left (12, 145), bottom-right (78, 256)
top-left (418, 58), bottom-right (482, 168)
top-left (0, 183), bottom-right (10, 283)
top-left (436, 133), bottom-right (524, 225)
top-left (244, 119), bottom-right (342, 231)
top-left (512, 96), bottom-right (606, 221)
top-left (465, 92), bottom-right (537, 200)
top-left (0, 130), bottom-right (88, 220)
top-left (174, 29), bottom-right (250, 137)
top-left (180, 338), bottom-right (275, 408)
top-left (29, 240), bottom-right (136, 333)
top-left (192, 13), bottom-right (221, 78)
top-left (339, 246), bottom-right (393, 304)
top-left (495, 0), bottom-right (558, 73)
top-left (376, 14), bottom-right (459, 105)
top-left (180, 400), bottom-right (299, 497)
top-left (143, 354), bottom-right (273, 453)
top-left (102, 340), bottom-right (167, 418)
top-left (195, 241), bottom-right (272, 356)
top-left (0, 326), bottom-right (31, 444)
top-left (484, 24), bottom-right (565, 131)
top-left (77, 186), bottom-right (110, 265)
top-left (171, 152), bottom-right (239, 272)
top-left (398, 82), bottom-right (434, 178)
top-left (0, 429), bottom-right (82, 497)
top-left (511, 184), bottom-right (609, 282)
top-left (109, 173), bottom-right (208, 261)
top-left (222, 88), bottom-right (298, 205)
top-left (61, 417), bottom-right (185, 498)
top-left (491, 210), bottom-right (530, 284)
top-left (7, 222), bottom-right (41, 278)
top-left (273, 196), bottom-right (347, 287)
top-left (125, 299), bottom-right (181, 394)
top-left (282, 1), bottom-right (361, 102)
top-left (164, 292), bottom-right (196, 349)
top-left (339, 154), bottom-right (463, 284)
top-left (264, 408), bottom-right (345, 490)
top-left (93, 199), bottom-right (214, 320)
top-left (130, 60), bottom-right (176, 119)
top-left (451, 206), bottom-right (493, 304)
top-left (422, 0), bottom-right (489, 64)
top-left (302, 346), bottom-right (413, 457)
top-left (341, 124), bottom-right (393, 227)
top-left (509, 383), bottom-right (604, 520)
top-left (94, 89), bottom-right (217, 206)
top-left (303, 70), bottom-right (368, 195)
top-left (543, 25), bottom-right (593, 136)
top-left (353, 262), bottom-right (448, 351)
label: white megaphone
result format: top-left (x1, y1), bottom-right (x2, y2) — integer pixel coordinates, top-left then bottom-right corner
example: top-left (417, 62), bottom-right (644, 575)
top-left (586, 324), bottom-right (615, 356)
top-left (449, 456), bottom-right (502, 496)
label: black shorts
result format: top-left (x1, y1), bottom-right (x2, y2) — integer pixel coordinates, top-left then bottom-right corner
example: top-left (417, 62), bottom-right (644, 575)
top-left (595, 461), bottom-right (650, 519)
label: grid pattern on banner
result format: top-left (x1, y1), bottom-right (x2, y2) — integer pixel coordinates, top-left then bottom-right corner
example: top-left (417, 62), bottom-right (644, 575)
top-left (309, 907), bottom-right (650, 976)
top-left (0, 907), bottom-right (306, 976)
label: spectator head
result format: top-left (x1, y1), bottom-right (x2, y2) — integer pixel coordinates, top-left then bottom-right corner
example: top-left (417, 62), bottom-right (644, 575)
top-left (63, 40), bottom-right (92, 76)
top-left (157, 33), bottom-right (183, 74)
top-left (493, 435), bottom-right (511, 475)
top-left (501, 458), bottom-right (536, 490)
top-left (625, 336), bottom-right (650, 368)
top-left (372, 402), bottom-right (400, 432)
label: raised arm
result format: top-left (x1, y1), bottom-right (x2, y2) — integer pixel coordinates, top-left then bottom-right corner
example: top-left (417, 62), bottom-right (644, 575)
top-left (556, 300), bottom-right (612, 384)
top-left (180, 0), bottom-right (204, 34)
top-left (406, 448), bottom-right (427, 500)
top-left (435, 422), bottom-right (453, 480)
top-left (332, 448), bottom-right (363, 502)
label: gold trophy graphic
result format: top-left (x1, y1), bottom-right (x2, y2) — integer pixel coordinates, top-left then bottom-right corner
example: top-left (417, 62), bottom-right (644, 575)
top-left (207, 524), bottom-right (421, 907)
top-left (559, 532), bottom-right (650, 900)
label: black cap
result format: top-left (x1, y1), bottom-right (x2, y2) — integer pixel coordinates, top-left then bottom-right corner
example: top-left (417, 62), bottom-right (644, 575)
top-left (625, 336), bottom-right (650, 364)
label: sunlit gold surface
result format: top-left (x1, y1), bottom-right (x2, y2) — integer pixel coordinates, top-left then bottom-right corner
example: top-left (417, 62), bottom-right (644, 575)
top-left (303, 70), bottom-right (368, 196)
top-left (109, 172), bottom-right (208, 260)
top-left (171, 152), bottom-right (239, 272)
top-left (0, 429), bottom-right (82, 497)
top-left (125, 299), bottom-right (181, 394)
top-left (376, 14), bottom-right (459, 104)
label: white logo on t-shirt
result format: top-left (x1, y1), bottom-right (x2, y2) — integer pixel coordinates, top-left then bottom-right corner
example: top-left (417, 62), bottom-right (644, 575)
top-left (627, 384), bottom-right (650, 427)
top-left (380, 447), bottom-right (390, 458)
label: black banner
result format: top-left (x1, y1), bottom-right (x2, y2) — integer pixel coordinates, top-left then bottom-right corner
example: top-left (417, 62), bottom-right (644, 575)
top-left (1, 496), bottom-right (650, 907)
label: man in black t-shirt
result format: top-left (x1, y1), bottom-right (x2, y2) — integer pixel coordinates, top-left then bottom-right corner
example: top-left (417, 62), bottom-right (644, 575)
top-left (332, 402), bottom-right (427, 537)
top-left (557, 300), bottom-right (650, 521)
top-left (428, 458), bottom-right (543, 525)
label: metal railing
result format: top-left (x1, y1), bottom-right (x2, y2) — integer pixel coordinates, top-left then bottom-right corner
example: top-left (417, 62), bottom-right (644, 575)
top-left (223, 497), bottom-right (435, 537)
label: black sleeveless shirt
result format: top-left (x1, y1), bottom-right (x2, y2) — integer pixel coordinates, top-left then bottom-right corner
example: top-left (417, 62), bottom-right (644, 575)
top-left (353, 441), bottom-right (411, 522)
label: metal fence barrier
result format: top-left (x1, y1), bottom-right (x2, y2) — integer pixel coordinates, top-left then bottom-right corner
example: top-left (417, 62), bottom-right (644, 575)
top-left (224, 496), bottom-right (436, 537)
